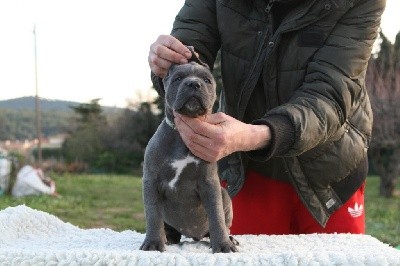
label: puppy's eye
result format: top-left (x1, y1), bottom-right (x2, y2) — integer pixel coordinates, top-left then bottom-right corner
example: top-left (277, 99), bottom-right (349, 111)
top-left (204, 78), bottom-right (211, 84)
top-left (174, 76), bottom-right (182, 82)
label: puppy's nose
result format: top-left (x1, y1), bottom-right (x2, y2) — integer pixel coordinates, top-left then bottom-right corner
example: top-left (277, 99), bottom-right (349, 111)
top-left (186, 80), bottom-right (201, 89)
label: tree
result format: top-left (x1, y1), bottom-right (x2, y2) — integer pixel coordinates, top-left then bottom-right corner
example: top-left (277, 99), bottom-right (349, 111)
top-left (62, 99), bottom-right (107, 169)
top-left (70, 98), bottom-right (103, 123)
top-left (366, 32), bottom-right (400, 197)
top-left (103, 101), bottom-right (162, 173)
top-left (0, 111), bottom-right (6, 139)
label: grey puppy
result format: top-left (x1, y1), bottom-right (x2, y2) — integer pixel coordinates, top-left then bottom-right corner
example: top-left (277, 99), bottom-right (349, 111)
top-left (140, 54), bottom-right (238, 253)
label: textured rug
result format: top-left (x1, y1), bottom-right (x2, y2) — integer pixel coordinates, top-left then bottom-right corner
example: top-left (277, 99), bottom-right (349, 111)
top-left (0, 205), bottom-right (399, 265)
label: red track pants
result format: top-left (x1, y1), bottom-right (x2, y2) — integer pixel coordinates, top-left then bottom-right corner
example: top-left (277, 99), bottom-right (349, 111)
top-left (230, 171), bottom-right (365, 235)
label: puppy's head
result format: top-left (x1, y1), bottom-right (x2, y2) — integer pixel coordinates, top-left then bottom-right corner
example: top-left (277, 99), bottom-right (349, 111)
top-left (163, 61), bottom-right (216, 118)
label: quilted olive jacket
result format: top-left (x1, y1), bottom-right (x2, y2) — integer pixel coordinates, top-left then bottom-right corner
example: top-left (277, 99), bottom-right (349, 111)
top-left (154, 0), bottom-right (385, 226)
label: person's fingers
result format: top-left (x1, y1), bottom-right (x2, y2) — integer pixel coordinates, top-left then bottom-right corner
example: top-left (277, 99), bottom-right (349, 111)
top-left (148, 53), bottom-right (171, 78)
top-left (149, 35), bottom-right (192, 78)
top-left (174, 115), bottom-right (207, 144)
top-left (150, 43), bottom-right (187, 65)
top-left (159, 35), bottom-right (192, 59)
top-left (204, 112), bottom-right (229, 125)
top-left (152, 35), bottom-right (191, 63)
top-left (184, 123), bottom-right (214, 148)
top-left (174, 115), bottom-right (224, 162)
top-left (148, 52), bottom-right (174, 70)
top-left (175, 113), bottom-right (223, 138)
top-left (187, 144), bottom-right (219, 162)
top-left (150, 65), bottom-right (168, 78)
top-left (178, 129), bottom-right (220, 162)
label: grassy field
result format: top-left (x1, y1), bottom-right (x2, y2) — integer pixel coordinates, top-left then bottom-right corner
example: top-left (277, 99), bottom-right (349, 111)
top-left (365, 176), bottom-right (400, 248)
top-left (0, 174), bottom-right (145, 232)
top-left (0, 174), bottom-right (399, 248)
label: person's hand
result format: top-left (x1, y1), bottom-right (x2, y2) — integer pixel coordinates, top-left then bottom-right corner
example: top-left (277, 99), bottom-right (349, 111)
top-left (148, 35), bottom-right (193, 78)
top-left (174, 112), bottom-right (272, 162)
top-left (51, 191), bottom-right (60, 198)
top-left (49, 180), bottom-right (60, 197)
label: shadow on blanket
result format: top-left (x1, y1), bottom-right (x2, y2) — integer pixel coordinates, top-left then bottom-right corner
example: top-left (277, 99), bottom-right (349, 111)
top-left (0, 205), bottom-right (399, 265)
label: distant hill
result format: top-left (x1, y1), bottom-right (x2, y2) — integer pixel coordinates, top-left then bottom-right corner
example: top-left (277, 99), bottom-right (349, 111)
top-left (0, 97), bottom-right (79, 112)
top-left (0, 96), bottom-right (121, 113)
top-left (0, 97), bottom-right (123, 141)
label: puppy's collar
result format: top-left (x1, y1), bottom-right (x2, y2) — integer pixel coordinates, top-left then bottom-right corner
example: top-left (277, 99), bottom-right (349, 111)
top-left (165, 117), bottom-right (176, 130)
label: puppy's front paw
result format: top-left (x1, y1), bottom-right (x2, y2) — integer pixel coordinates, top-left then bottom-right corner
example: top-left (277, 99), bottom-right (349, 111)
top-left (140, 238), bottom-right (166, 252)
top-left (211, 240), bottom-right (238, 253)
top-left (229, 235), bottom-right (240, 246)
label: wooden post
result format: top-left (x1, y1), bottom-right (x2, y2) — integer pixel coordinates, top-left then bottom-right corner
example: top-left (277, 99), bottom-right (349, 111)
top-left (33, 24), bottom-right (42, 167)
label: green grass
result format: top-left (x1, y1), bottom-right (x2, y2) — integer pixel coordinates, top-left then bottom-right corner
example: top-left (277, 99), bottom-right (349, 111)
top-left (0, 174), bottom-right (399, 248)
top-left (0, 174), bottom-right (145, 232)
top-left (365, 176), bottom-right (400, 248)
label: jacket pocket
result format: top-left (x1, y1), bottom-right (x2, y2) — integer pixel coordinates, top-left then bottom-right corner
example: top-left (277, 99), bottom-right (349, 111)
top-left (298, 121), bottom-right (367, 188)
top-left (298, 27), bottom-right (328, 48)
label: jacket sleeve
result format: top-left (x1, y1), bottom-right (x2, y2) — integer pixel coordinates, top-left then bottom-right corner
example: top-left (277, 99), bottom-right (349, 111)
top-left (251, 0), bottom-right (385, 160)
top-left (151, 0), bottom-right (221, 95)
top-left (172, 0), bottom-right (221, 68)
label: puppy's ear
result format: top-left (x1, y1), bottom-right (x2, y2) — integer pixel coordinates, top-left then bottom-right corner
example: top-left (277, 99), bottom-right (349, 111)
top-left (186, 46), bottom-right (209, 69)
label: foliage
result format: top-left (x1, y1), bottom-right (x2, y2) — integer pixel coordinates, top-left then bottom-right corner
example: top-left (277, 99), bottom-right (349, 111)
top-left (32, 147), bottom-right (63, 161)
top-left (366, 32), bottom-right (400, 197)
top-left (0, 174), bottom-right (398, 248)
top-left (62, 99), bottom-right (108, 168)
top-left (61, 99), bottom-right (161, 173)
top-left (100, 101), bottom-right (162, 173)
top-left (70, 98), bottom-right (104, 123)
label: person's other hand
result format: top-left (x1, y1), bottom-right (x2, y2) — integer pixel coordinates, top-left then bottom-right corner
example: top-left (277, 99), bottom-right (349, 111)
top-left (149, 35), bottom-right (193, 78)
top-left (51, 191), bottom-right (60, 198)
top-left (49, 180), bottom-right (60, 197)
top-left (174, 112), bottom-right (271, 162)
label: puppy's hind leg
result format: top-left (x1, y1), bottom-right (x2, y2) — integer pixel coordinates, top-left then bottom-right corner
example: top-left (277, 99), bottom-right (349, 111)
top-left (164, 222), bottom-right (182, 244)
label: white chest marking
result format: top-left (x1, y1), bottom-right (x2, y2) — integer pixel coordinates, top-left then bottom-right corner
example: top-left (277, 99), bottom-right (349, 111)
top-left (168, 155), bottom-right (199, 189)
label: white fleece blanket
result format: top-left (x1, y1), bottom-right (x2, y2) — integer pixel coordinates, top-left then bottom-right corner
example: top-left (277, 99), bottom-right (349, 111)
top-left (0, 206), bottom-right (399, 265)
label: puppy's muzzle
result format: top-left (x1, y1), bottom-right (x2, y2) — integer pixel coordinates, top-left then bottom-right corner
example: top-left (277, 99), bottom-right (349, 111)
top-left (186, 80), bottom-right (201, 90)
top-left (179, 96), bottom-right (204, 117)
top-left (174, 80), bottom-right (209, 117)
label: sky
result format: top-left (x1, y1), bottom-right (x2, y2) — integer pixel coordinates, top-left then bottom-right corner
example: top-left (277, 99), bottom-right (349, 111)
top-left (0, 0), bottom-right (399, 108)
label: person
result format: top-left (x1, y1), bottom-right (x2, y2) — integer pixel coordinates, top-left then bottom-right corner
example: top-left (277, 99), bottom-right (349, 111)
top-left (148, 0), bottom-right (386, 235)
top-left (12, 165), bottom-right (59, 198)
top-left (0, 148), bottom-right (12, 196)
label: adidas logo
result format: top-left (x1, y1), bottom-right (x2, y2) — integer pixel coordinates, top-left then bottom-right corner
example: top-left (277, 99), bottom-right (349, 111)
top-left (348, 202), bottom-right (363, 218)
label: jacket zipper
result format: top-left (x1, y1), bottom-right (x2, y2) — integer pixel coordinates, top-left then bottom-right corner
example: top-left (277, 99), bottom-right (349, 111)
top-left (265, 0), bottom-right (274, 13)
top-left (236, 0), bottom-right (274, 118)
top-left (236, 0), bottom-right (333, 118)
